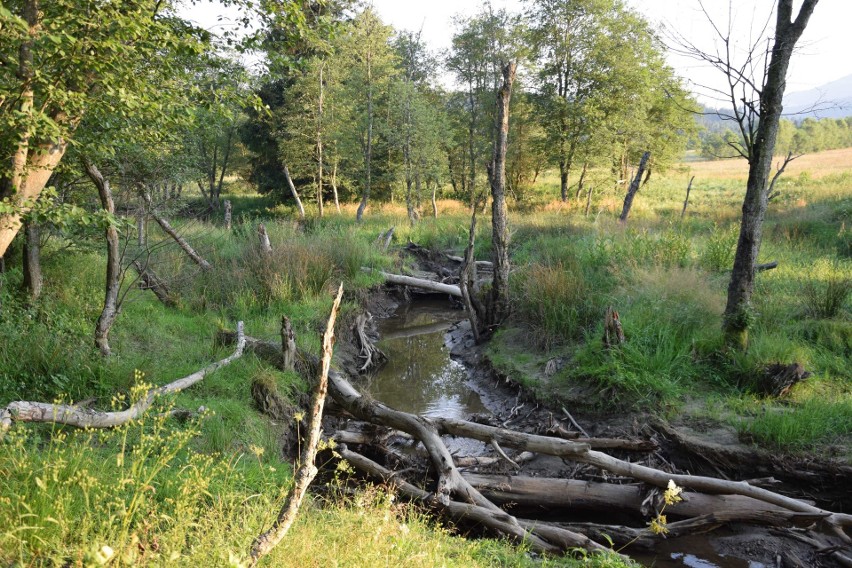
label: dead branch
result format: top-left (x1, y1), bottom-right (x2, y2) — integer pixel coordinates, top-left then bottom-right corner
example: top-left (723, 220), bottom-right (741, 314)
top-left (1, 323), bottom-right (245, 431)
top-left (132, 260), bottom-right (176, 307)
top-left (352, 312), bottom-right (386, 373)
top-left (363, 268), bottom-right (463, 297)
top-left (249, 286), bottom-right (343, 565)
top-left (142, 190), bottom-right (212, 271)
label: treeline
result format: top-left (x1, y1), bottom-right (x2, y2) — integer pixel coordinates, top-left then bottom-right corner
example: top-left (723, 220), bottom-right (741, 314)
top-left (700, 116), bottom-right (852, 159)
top-left (0, 0), bottom-right (697, 253)
top-left (244, 0), bottom-right (697, 217)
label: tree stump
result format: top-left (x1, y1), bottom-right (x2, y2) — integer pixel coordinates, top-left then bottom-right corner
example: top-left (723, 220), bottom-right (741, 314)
top-left (603, 306), bottom-right (625, 348)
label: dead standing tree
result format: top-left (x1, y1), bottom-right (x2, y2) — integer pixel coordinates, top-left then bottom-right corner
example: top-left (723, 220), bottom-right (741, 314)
top-left (669, 0), bottom-right (819, 348)
top-left (486, 61), bottom-right (516, 330)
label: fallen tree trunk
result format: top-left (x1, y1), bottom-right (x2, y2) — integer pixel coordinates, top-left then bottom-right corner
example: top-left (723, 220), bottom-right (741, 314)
top-left (434, 417), bottom-right (852, 533)
top-left (335, 446), bottom-right (609, 556)
top-left (464, 474), bottom-right (799, 520)
top-left (219, 331), bottom-right (852, 547)
top-left (143, 190), bottom-right (212, 271)
top-left (132, 260), bottom-right (176, 308)
top-left (1, 323), bottom-right (245, 431)
top-left (363, 268), bottom-right (462, 298)
top-left (547, 509), bottom-right (829, 550)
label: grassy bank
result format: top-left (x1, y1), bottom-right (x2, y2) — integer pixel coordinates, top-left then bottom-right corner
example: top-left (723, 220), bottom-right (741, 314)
top-left (0, 207), bottom-right (632, 565)
top-left (1, 148), bottom-right (850, 564)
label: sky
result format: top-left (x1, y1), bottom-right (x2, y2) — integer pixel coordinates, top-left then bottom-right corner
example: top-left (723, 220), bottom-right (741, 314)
top-left (181, 0), bottom-right (852, 100)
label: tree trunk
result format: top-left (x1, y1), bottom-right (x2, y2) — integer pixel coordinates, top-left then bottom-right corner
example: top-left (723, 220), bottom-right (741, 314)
top-left (143, 191), bottom-right (212, 271)
top-left (431, 179), bottom-right (438, 218)
top-left (618, 151), bottom-right (650, 224)
top-left (356, 52), bottom-right (374, 222)
top-left (559, 158), bottom-right (569, 202)
top-left (487, 62), bottom-right (516, 328)
top-left (584, 185), bottom-right (594, 216)
top-left (575, 162), bottom-right (588, 201)
top-left (84, 161), bottom-right (121, 357)
top-left (681, 175), bottom-right (695, 220)
top-left (723, 0), bottom-right (818, 349)
top-left (317, 62), bottom-right (325, 218)
top-left (22, 220), bottom-right (42, 300)
top-left (224, 199), bottom-right (232, 230)
top-left (0, 0), bottom-right (69, 259)
top-left (283, 164), bottom-right (305, 220)
top-left (137, 207), bottom-right (146, 247)
top-left (331, 159), bottom-right (341, 213)
top-left (215, 126), bottom-right (234, 205)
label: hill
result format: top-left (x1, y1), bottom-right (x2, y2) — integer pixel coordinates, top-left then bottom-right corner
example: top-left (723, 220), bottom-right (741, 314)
top-left (784, 74), bottom-right (852, 119)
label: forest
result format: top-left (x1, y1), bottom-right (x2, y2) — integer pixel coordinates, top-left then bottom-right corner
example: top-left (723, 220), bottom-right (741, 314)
top-left (0, 0), bottom-right (850, 566)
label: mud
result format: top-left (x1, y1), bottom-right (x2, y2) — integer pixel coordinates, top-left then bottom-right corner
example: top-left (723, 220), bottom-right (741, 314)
top-left (347, 287), bottom-right (849, 567)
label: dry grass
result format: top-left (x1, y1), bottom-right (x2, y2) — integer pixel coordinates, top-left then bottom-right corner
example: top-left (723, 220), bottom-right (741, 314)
top-left (686, 147), bottom-right (852, 180)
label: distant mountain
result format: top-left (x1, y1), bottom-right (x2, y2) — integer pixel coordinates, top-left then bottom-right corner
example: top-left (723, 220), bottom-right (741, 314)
top-left (783, 74), bottom-right (852, 119)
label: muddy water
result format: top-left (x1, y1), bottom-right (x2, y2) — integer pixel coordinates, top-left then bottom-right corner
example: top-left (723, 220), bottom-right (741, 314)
top-left (366, 300), bottom-right (777, 568)
top-left (368, 300), bottom-right (488, 420)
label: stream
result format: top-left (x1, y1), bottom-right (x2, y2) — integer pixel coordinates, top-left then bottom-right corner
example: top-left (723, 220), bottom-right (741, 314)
top-left (362, 299), bottom-right (784, 568)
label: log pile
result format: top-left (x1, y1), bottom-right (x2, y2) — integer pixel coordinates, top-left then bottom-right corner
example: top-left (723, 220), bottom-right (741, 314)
top-left (220, 331), bottom-right (852, 562)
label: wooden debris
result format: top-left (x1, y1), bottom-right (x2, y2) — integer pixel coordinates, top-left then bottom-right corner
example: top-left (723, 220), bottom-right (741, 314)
top-left (281, 316), bottom-right (297, 372)
top-left (603, 306), bottom-right (625, 348)
top-left (758, 362), bottom-right (812, 397)
top-left (352, 312), bottom-right (387, 373)
top-left (1, 323), bottom-right (245, 431)
top-left (249, 285), bottom-right (343, 565)
top-left (258, 223), bottom-right (272, 254)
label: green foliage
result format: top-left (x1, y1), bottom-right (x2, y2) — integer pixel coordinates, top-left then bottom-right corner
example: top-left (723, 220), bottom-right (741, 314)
top-left (801, 260), bottom-right (852, 318)
top-left (700, 223), bottom-right (739, 272)
top-left (512, 259), bottom-right (601, 348)
top-left (737, 396), bottom-right (852, 451)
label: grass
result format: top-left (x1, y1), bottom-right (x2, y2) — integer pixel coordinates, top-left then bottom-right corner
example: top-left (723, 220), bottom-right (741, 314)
top-left (1, 147), bottom-right (851, 564)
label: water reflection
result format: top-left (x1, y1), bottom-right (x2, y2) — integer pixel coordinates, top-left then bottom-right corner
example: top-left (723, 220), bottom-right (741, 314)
top-left (369, 301), bottom-right (488, 421)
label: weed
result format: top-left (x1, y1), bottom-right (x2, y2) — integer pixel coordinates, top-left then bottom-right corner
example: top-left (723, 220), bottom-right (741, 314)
top-left (801, 260), bottom-right (852, 318)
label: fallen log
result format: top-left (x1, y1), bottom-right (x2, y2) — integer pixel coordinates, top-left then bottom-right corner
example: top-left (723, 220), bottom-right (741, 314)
top-left (219, 331), bottom-right (852, 545)
top-left (362, 268), bottom-right (462, 297)
top-left (1, 323), bottom-right (245, 431)
top-left (336, 446), bottom-right (610, 556)
top-left (143, 190), bottom-right (212, 271)
top-left (557, 509), bottom-right (829, 550)
top-left (434, 417), bottom-right (852, 534)
top-left (463, 474), bottom-right (799, 520)
top-left (444, 254), bottom-right (494, 270)
top-left (132, 260), bottom-right (177, 307)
